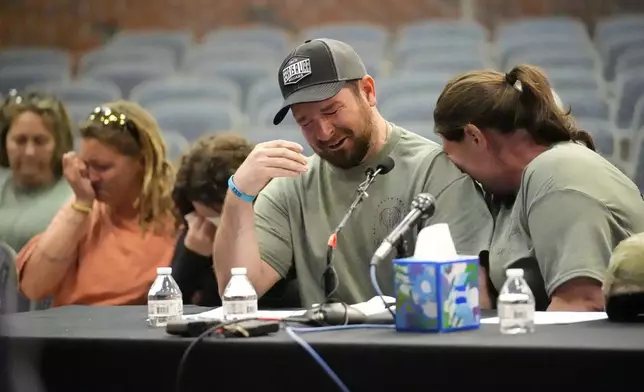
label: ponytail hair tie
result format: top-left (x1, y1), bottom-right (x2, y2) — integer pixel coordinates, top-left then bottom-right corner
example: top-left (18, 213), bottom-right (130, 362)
top-left (505, 72), bottom-right (523, 92)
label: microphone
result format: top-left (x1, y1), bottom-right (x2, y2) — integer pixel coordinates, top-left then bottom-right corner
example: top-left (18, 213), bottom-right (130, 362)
top-left (365, 156), bottom-right (395, 177)
top-left (322, 157), bottom-right (396, 303)
top-left (370, 193), bottom-right (436, 266)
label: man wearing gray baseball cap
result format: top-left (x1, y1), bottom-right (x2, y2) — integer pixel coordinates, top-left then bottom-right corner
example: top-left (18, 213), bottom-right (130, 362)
top-left (214, 38), bottom-right (494, 308)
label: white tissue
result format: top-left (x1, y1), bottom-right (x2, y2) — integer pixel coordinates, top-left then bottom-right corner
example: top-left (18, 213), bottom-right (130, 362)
top-left (184, 212), bottom-right (198, 223)
top-left (413, 223), bottom-right (458, 261)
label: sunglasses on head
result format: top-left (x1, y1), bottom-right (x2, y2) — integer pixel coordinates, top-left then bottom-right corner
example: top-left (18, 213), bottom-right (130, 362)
top-left (3, 89), bottom-right (62, 111)
top-left (86, 106), bottom-right (140, 144)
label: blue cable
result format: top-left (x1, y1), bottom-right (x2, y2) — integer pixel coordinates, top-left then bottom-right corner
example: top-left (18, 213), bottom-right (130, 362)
top-left (284, 324), bottom-right (394, 392)
top-left (290, 324), bottom-right (394, 333)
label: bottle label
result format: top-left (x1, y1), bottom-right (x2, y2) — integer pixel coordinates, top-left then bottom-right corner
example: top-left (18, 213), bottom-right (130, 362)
top-left (222, 300), bottom-right (258, 320)
top-left (498, 303), bottom-right (534, 321)
top-left (148, 299), bottom-right (183, 319)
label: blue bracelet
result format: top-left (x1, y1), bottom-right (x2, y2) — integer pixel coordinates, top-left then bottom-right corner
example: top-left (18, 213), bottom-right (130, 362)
top-left (228, 175), bottom-right (256, 203)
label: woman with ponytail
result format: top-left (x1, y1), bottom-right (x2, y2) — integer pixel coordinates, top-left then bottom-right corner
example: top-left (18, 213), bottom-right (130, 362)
top-left (16, 101), bottom-right (178, 306)
top-left (434, 64), bottom-right (644, 312)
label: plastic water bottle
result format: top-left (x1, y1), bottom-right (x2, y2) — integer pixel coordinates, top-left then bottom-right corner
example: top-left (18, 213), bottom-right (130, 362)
top-left (222, 267), bottom-right (258, 321)
top-left (497, 268), bottom-right (535, 334)
top-left (147, 267), bottom-right (183, 327)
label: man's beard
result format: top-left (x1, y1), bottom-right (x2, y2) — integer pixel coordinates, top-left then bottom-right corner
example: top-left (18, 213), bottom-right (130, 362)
top-left (317, 106), bottom-right (375, 169)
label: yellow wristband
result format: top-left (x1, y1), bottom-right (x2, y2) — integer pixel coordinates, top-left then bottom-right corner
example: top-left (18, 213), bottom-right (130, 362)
top-left (71, 201), bottom-right (93, 214)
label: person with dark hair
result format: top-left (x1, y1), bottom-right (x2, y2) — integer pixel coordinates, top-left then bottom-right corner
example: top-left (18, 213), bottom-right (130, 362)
top-left (434, 64), bottom-right (644, 311)
top-left (0, 90), bottom-right (74, 251)
top-left (171, 133), bottom-right (300, 308)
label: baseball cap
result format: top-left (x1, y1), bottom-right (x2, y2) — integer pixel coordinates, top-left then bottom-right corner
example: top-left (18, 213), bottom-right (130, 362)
top-left (273, 38), bottom-right (368, 125)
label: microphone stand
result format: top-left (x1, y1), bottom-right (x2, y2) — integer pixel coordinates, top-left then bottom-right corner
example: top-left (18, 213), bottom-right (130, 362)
top-left (323, 168), bottom-right (382, 303)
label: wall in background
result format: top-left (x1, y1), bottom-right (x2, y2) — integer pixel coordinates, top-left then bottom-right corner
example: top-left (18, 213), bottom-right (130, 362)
top-left (0, 0), bottom-right (642, 52)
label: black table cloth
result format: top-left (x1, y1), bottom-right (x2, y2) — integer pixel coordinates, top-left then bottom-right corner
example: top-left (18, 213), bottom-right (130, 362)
top-left (1, 305), bottom-right (643, 392)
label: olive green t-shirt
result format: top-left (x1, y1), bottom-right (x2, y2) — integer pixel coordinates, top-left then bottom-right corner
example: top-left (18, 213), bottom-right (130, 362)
top-left (488, 142), bottom-right (644, 310)
top-left (0, 168), bottom-right (72, 252)
top-left (254, 124), bottom-right (494, 307)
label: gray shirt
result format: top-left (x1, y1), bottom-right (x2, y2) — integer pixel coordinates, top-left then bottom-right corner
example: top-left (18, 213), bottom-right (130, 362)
top-left (488, 142), bottom-right (644, 309)
top-left (253, 124), bottom-right (493, 307)
top-left (0, 168), bottom-right (72, 252)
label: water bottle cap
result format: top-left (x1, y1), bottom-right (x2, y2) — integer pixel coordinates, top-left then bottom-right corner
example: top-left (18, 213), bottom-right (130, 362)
top-left (506, 268), bottom-right (524, 277)
top-left (231, 267), bottom-right (247, 275)
top-left (157, 267), bottom-right (172, 275)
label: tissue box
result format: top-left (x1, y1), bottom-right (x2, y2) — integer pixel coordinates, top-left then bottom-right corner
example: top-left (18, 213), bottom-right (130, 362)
top-left (393, 256), bottom-right (481, 332)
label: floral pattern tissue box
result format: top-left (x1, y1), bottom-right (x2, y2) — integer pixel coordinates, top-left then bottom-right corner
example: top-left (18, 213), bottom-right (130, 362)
top-left (393, 256), bottom-right (481, 332)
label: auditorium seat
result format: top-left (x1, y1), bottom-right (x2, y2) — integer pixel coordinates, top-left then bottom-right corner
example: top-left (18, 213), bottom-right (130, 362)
top-left (300, 22), bottom-right (388, 50)
top-left (377, 72), bottom-right (453, 108)
top-left (496, 18), bottom-right (592, 70)
top-left (79, 46), bottom-right (177, 74)
top-left (595, 14), bottom-right (644, 45)
top-left (246, 79), bottom-right (282, 115)
top-left (380, 92), bottom-right (439, 124)
top-left (614, 73), bottom-right (644, 129)
top-left (162, 130), bottom-right (191, 161)
top-left (599, 31), bottom-right (644, 81)
top-left (182, 44), bottom-right (282, 72)
top-left (397, 20), bottom-right (487, 45)
top-left (565, 94), bottom-right (610, 120)
top-left (0, 65), bottom-right (68, 93)
top-left (0, 242), bottom-right (20, 314)
top-left (629, 133), bottom-right (644, 190)
top-left (202, 27), bottom-right (291, 55)
top-left (631, 96), bottom-right (644, 134)
top-left (130, 76), bottom-right (243, 109)
top-left (399, 54), bottom-right (488, 75)
top-left (253, 98), bottom-right (298, 127)
top-left (147, 100), bottom-right (244, 141)
top-left (0, 242), bottom-right (49, 313)
top-left (545, 68), bottom-right (603, 97)
top-left (576, 118), bottom-right (616, 157)
top-left (66, 103), bottom-right (95, 126)
top-left (0, 47), bottom-right (70, 70)
top-left (30, 79), bottom-right (121, 107)
top-left (396, 121), bottom-right (441, 144)
top-left (187, 61), bottom-right (273, 106)
top-left (299, 22), bottom-right (388, 65)
top-left (104, 30), bottom-right (193, 68)
top-left (615, 48), bottom-right (644, 79)
top-left (84, 62), bottom-right (173, 98)
top-left (394, 40), bottom-right (489, 73)
top-left (496, 16), bottom-right (590, 43)
top-left (505, 49), bottom-right (598, 72)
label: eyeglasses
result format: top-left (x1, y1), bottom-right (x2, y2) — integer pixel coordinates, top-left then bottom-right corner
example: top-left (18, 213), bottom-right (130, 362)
top-left (86, 106), bottom-right (140, 144)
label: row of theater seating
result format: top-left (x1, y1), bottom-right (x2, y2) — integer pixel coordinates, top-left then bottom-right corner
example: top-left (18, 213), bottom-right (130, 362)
top-left (1, 16), bottom-right (644, 187)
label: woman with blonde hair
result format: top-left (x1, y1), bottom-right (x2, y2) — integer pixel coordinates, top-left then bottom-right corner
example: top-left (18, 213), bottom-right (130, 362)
top-left (0, 90), bottom-right (74, 252)
top-left (16, 101), bottom-right (178, 306)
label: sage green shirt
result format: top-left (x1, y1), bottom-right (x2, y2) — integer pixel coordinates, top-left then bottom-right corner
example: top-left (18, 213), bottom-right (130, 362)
top-left (0, 168), bottom-right (72, 252)
top-left (254, 124), bottom-right (493, 307)
top-left (488, 142), bottom-right (644, 309)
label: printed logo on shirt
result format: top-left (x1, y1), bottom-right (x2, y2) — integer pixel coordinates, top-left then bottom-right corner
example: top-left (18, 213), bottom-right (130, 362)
top-left (282, 57), bottom-right (312, 85)
top-left (372, 197), bottom-right (407, 246)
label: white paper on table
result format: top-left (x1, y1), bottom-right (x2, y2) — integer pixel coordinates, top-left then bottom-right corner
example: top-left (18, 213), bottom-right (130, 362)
top-left (414, 223), bottom-right (458, 261)
top-left (183, 308), bottom-right (306, 321)
top-left (480, 312), bottom-right (608, 325)
top-left (183, 295), bottom-right (396, 321)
